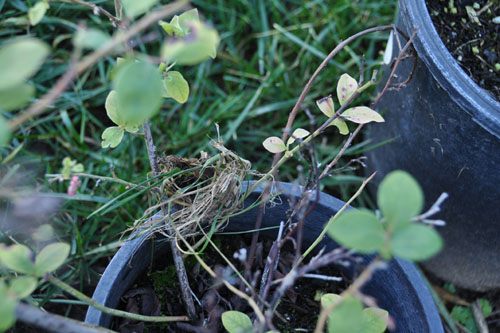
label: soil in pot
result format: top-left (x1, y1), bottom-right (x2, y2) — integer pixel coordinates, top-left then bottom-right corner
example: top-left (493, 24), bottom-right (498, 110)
top-left (426, 0), bottom-right (500, 101)
top-left (110, 234), bottom-right (351, 333)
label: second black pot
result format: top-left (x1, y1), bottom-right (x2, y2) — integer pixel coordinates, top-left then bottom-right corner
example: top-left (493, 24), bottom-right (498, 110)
top-left (366, 0), bottom-right (500, 291)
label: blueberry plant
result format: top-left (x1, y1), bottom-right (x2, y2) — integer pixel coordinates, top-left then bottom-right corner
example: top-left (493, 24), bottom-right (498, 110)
top-left (0, 0), bottom-right (446, 332)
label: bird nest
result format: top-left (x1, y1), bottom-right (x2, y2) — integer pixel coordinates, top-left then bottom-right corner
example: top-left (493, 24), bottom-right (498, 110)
top-left (142, 140), bottom-right (252, 239)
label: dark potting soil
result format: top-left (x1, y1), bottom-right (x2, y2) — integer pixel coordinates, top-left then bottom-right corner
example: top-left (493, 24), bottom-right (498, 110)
top-left (426, 0), bottom-right (500, 101)
top-left (111, 234), bottom-right (351, 333)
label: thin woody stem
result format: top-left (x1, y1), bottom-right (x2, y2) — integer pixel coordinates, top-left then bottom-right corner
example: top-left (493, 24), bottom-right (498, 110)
top-left (16, 302), bottom-right (117, 333)
top-left (8, 0), bottom-right (188, 131)
top-left (47, 275), bottom-right (189, 323)
top-left (143, 121), bottom-right (197, 319)
top-left (50, 0), bottom-right (121, 26)
top-left (314, 258), bottom-right (383, 333)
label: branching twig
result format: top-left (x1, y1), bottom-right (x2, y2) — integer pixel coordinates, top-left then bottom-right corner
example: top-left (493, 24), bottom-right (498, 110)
top-left (143, 121), bottom-right (197, 319)
top-left (277, 24), bottom-right (394, 148)
top-left (46, 173), bottom-right (144, 189)
top-left (8, 0), bottom-right (188, 131)
top-left (16, 302), bottom-right (117, 333)
top-left (319, 123), bottom-right (364, 180)
top-left (472, 300), bottom-right (490, 333)
top-left (314, 257), bottom-right (384, 333)
top-left (299, 172), bottom-right (376, 264)
top-left (51, 0), bottom-right (121, 26)
top-left (413, 192), bottom-right (449, 226)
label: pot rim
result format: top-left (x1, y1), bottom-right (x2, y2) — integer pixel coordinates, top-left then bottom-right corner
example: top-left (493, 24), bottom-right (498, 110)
top-left (85, 181), bottom-right (443, 332)
top-left (398, 0), bottom-right (500, 138)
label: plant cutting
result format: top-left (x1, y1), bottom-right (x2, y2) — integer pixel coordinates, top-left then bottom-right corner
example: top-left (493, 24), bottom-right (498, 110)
top-left (0, 0), bottom-right (446, 332)
top-left (366, 0), bottom-right (500, 292)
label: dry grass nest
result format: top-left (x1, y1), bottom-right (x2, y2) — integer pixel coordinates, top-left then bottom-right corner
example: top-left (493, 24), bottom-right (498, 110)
top-left (139, 140), bottom-right (254, 239)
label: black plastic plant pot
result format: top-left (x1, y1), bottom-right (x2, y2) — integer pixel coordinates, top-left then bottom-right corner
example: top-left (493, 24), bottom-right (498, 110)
top-left (85, 181), bottom-right (443, 332)
top-left (365, 0), bottom-right (500, 291)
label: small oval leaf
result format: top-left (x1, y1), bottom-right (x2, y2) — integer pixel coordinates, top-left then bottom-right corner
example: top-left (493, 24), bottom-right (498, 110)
top-left (326, 296), bottom-right (364, 333)
top-left (321, 293), bottom-right (341, 309)
top-left (101, 126), bottom-right (124, 149)
top-left (163, 71), bottom-right (189, 104)
top-left (162, 21), bottom-right (219, 65)
top-left (74, 28), bottom-right (111, 50)
top-left (316, 95), bottom-right (335, 118)
top-left (262, 136), bottom-right (286, 153)
top-left (378, 170), bottom-right (424, 228)
top-left (28, 1), bottom-right (49, 26)
top-left (341, 106), bottom-right (384, 124)
top-left (221, 311), bottom-right (253, 333)
top-left (390, 224), bottom-right (443, 261)
top-left (105, 90), bottom-right (140, 131)
top-left (122, 0), bottom-right (158, 18)
top-left (0, 83), bottom-right (35, 111)
top-left (327, 209), bottom-right (385, 253)
top-left (362, 307), bottom-right (388, 333)
top-left (9, 276), bottom-right (37, 298)
top-left (337, 73), bottom-right (358, 106)
top-left (0, 116), bottom-right (11, 147)
top-left (0, 37), bottom-right (50, 90)
top-left (34, 242), bottom-right (70, 276)
top-left (0, 286), bottom-right (17, 332)
top-left (328, 118), bottom-right (349, 135)
top-left (113, 60), bottom-right (164, 125)
top-left (0, 244), bottom-right (34, 275)
top-left (286, 128), bottom-right (310, 146)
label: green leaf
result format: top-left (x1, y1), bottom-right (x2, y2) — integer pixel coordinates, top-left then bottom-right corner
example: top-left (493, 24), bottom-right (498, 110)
top-left (316, 95), bottom-right (335, 117)
top-left (478, 298), bottom-right (492, 317)
top-left (0, 83), bottom-right (34, 111)
top-left (32, 224), bottom-right (54, 242)
top-left (341, 106), bottom-right (384, 124)
top-left (323, 295), bottom-right (364, 333)
top-left (286, 128), bottom-right (310, 146)
top-left (221, 311), bottom-right (253, 333)
top-left (0, 283), bottom-right (17, 332)
top-left (178, 8), bottom-right (199, 27)
top-left (71, 163), bottom-right (84, 173)
top-left (321, 293), bottom-right (341, 308)
top-left (61, 157), bottom-right (84, 179)
top-left (122, 0), bottom-right (158, 18)
top-left (262, 136), bottom-right (286, 153)
top-left (327, 209), bottom-right (385, 254)
top-left (74, 28), bottom-right (111, 50)
top-left (361, 308), bottom-right (388, 333)
top-left (9, 276), bottom-right (37, 298)
top-left (34, 242), bottom-right (70, 276)
top-left (0, 37), bottom-right (50, 90)
top-left (451, 306), bottom-right (477, 333)
top-left (0, 244), bottom-right (34, 275)
top-left (378, 170), bottom-right (424, 228)
top-left (163, 71), bottom-right (189, 104)
top-left (0, 116), bottom-right (10, 147)
top-left (337, 73), bottom-right (358, 106)
top-left (162, 21), bottom-right (219, 65)
top-left (105, 90), bottom-right (140, 131)
top-left (329, 118), bottom-right (349, 135)
top-left (101, 126), bottom-right (124, 149)
top-left (159, 16), bottom-right (183, 36)
top-left (390, 224), bottom-right (442, 261)
top-left (113, 60), bottom-right (164, 125)
top-left (28, 1), bottom-right (49, 26)
top-left (159, 9), bottom-right (199, 37)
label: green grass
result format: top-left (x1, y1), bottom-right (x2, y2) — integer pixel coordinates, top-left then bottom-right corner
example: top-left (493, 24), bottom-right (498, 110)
top-left (0, 0), bottom-right (396, 323)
